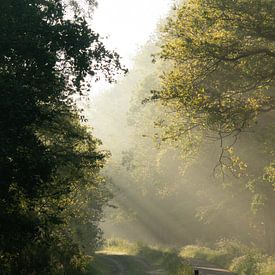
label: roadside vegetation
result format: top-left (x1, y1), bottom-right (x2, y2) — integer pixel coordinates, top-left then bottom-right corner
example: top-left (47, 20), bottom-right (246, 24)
top-left (180, 240), bottom-right (275, 275)
top-left (88, 239), bottom-right (275, 275)
top-left (89, 239), bottom-right (194, 274)
top-left (0, 0), bottom-right (124, 273)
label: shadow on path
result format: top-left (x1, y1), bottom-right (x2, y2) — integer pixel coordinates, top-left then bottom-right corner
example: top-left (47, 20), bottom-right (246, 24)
top-left (96, 252), bottom-right (167, 275)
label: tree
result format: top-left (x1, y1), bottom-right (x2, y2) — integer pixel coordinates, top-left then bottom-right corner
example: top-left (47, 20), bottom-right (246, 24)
top-left (156, 0), bottom-right (275, 137)
top-left (0, 0), bottom-right (124, 273)
top-left (154, 0), bottom-right (275, 253)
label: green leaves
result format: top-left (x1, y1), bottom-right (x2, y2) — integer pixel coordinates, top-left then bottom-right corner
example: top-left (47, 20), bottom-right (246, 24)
top-left (157, 0), bottom-right (275, 138)
top-left (0, 0), bottom-right (122, 273)
top-left (151, 0), bottom-right (275, 252)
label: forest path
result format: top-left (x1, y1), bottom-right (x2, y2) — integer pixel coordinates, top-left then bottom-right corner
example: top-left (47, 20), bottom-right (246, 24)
top-left (93, 251), bottom-right (236, 274)
top-left (95, 251), bottom-right (167, 275)
top-left (188, 258), bottom-right (236, 275)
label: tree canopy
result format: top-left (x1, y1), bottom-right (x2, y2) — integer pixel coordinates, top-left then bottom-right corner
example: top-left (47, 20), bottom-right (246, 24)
top-left (155, 0), bottom-right (275, 138)
top-left (0, 0), bottom-right (124, 273)
top-left (152, 0), bottom-right (275, 253)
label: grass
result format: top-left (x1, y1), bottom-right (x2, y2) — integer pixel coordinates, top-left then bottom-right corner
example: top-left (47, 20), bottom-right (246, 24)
top-left (88, 238), bottom-right (193, 274)
top-left (180, 245), bottom-right (229, 267)
top-left (179, 240), bottom-right (275, 275)
top-left (100, 238), bottom-right (140, 255)
top-left (87, 238), bottom-right (275, 274)
top-left (260, 256), bottom-right (275, 275)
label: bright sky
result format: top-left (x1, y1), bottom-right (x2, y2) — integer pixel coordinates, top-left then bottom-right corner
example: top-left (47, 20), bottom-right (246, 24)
top-left (92, 0), bottom-right (172, 67)
top-left (86, 0), bottom-right (172, 94)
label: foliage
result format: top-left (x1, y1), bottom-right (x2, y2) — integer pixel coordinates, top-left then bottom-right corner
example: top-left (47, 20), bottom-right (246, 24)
top-left (260, 256), bottom-right (275, 275)
top-left (230, 252), bottom-right (264, 275)
top-left (82, 0), bottom-right (274, 259)
top-left (102, 238), bottom-right (140, 255)
top-left (153, 0), bottom-right (275, 253)
top-left (0, 0), bottom-right (123, 273)
top-left (180, 245), bottom-right (229, 267)
top-left (180, 240), bottom-right (275, 274)
top-left (157, 0), bottom-right (275, 137)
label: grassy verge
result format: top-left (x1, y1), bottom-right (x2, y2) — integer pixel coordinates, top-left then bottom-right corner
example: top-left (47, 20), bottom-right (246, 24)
top-left (101, 238), bottom-right (140, 255)
top-left (179, 239), bottom-right (275, 275)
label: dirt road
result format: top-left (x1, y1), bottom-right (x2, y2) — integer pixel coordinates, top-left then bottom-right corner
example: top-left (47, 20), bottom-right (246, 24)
top-left (94, 252), bottom-right (235, 275)
top-left (96, 252), bottom-right (167, 275)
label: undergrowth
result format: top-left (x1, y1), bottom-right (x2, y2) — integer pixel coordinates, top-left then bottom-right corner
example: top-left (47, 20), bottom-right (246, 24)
top-left (179, 239), bottom-right (275, 275)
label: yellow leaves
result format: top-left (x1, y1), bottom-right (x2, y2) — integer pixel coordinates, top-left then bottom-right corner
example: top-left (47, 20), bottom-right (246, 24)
top-left (245, 93), bottom-right (270, 114)
top-left (239, 161), bottom-right (248, 171)
top-left (211, 30), bottom-right (227, 40)
top-left (247, 97), bottom-right (261, 110)
top-left (157, 0), bottom-right (274, 183)
top-left (230, 154), bottom-right (239, 164)
top-left (205, 25), bottom-right (235, 45)
top-left (263, 162), bottom-right (275, 190)
top-left (224, 147), bottom-right (248, 178)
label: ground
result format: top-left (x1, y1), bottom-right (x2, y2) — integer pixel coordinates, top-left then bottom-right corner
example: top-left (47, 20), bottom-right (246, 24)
top-left (88, 250), bottom-right (236, 274)
top-left (90, 251), bottom-right (167, 274)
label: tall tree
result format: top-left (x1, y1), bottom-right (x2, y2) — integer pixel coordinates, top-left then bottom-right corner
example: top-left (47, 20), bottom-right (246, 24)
top-left (0, 0), bottom-right (124, 273)
top-left (154, 0), bottom-right (275, 253)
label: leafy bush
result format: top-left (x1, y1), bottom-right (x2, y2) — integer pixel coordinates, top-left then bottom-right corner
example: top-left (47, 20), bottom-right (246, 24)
top-left (216, 239), bottom-right (248, 258)
top-left (180, 245), bottom-right (229, 267)
top-left (260, 256), bottom-right (275, 275)
top-left (230, 252), bottom-right (264, 275)
top-left (180, 240), bottom-right (275, 274)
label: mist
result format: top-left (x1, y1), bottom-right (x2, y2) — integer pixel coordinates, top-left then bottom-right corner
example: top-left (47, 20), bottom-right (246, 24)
top-left (83, 40), bottom-right (271, 251)
top-left (81, 1), bottom-right (275, 273)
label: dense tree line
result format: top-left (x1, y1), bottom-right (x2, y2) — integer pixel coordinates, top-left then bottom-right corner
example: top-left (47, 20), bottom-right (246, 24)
top-left (153, 0), bottom-right (275, 253)
top-left (0, 0), bottom-right (124, 273)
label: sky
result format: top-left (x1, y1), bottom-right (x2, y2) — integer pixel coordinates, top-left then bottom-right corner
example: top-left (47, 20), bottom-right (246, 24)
top-left (88, 0), bottom-right (173, 93)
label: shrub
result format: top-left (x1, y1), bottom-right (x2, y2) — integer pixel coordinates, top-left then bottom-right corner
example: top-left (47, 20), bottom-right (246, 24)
top-left (260, 256), bottom-right (275, 275)
top-left (229, 251), bottom-right (264, 275)
top-left (180, 245), bottom-right (228, 267)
